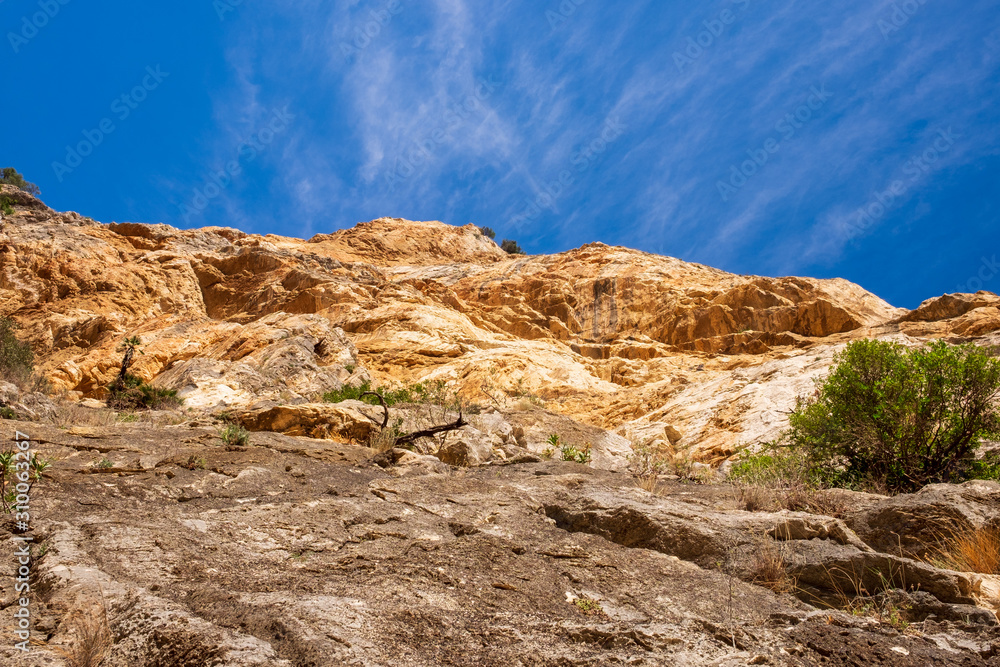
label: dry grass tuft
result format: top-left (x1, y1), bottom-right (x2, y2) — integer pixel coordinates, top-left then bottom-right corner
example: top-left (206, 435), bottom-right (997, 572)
top-left (738, 484), bottom-right (777, 512)
top-left (929, 525), bottom-right (1000, 574)
top-left (806, 560), bottom-right (912, 631)
top-left (751, 539), bottom-right (796, 594)
top-left (363, 417), bottom-right (406, 453)
top-left (736, 482), bottom-right (846, 517)
top-left (47, 404), bottom-right (117, 429)
top-left (637, 474), bottom-right (659, 493)
top-left (57, 596), bottom-right (113, 667)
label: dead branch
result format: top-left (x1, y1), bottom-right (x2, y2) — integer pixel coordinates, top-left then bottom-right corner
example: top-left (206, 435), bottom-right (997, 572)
top-left (393, 411), bottom-right (467, 449)
top-left (359, 391), bottom-right (389, 429)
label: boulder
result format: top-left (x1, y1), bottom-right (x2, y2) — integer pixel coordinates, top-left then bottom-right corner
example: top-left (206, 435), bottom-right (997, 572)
top-left (843, 480), bottom-right (1000, 560)
top-left (373, 448), bottom-right (451, 477)
top-left (234, 400), bottom-right (384, 442)
top-left (0, 382), bottom-right (17, 406)
top-left (436, 431), bottom-right (493, 467)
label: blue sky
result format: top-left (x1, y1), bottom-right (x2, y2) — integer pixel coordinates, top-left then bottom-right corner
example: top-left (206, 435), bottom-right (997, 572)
top-left (3, 0), bottom-right (999, 309)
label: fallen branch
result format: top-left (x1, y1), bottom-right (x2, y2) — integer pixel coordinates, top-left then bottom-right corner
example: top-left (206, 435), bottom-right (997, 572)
top-left (393, 411), bottom-right (467, 449)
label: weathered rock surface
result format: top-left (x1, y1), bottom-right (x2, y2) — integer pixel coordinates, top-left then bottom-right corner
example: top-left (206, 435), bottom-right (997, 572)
top-left (234, 400), bottom-right (386, 441)
top-left (844, 481), bottom-right (1000, 559)
top-left (3, 416), bottom-right (1000, 666)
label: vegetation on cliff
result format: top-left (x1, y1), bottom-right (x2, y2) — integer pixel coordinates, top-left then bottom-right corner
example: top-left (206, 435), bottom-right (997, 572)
top-left (735, 339), bottom-right (1000, 495)
top-left (0, 317), bottom-right (34, 386)
top-left (105, 336), bottom-right (182, 410)
top-left (0, 167), bottom-right (40, 196)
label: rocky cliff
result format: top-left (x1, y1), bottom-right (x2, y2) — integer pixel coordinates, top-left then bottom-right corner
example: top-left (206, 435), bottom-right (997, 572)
top-left (2, 185), bottom-right (997, 464)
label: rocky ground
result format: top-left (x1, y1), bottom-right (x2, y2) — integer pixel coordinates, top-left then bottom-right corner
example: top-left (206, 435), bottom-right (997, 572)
top-left (2, 410), bottom-right (1000, 666)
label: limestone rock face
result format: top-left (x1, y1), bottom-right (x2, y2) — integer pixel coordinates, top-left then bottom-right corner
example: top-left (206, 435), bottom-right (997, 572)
top-left (2, 191), bottom-right (999, 466)
top-left (899, 292), bottom-right (1000, 323)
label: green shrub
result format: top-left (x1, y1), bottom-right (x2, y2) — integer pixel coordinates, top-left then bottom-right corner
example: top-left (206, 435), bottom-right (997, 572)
top-left (728, 443), bottom-right (812, 488)
top-left (106, 372), bottom-right (182, 411)
top-left (0, 197), bottom-right (12, 215)
top-left (323, 381), bottom-right (391, 405)
top-left (477, 226), bottom-right (496, 240)
top-left (542, 434), bottom-right (595, 465)
top-left (323, 379), bottom-right (460, 410)
top-left (0, 407), bottom-right (15, 420)
top-left (0, 317), bottom-right (34, 386)
top-left (552, 433), bottom-right (592, 464)
top-left (220, 423), bottom-right (250, 447)
top-left (0, 167), bottom-right (40, 196)
top-left (500, 239), bottom-right (525, 255)
top-left (1, 451), bottom-right (50, 512)
top-left (727, 442), bottom-right (834, 512)
top-left (788, 339), bottom-right (1000, 493)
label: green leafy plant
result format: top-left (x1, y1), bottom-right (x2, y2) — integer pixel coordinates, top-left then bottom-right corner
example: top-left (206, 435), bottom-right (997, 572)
top-left (31, 454), bottom-right (50, 478)
top-left (0, 407), bottom-right (15, 420)
top-left (220, 423), bottom-right (250, 448)
top-left (541, 433), bottom-right (560, 460)
top-left (95, 458), bottom-right (114, 469)
top-left (560, 440), bottom-right (592, 465)
top-left (324, 381), bottom-right (395, 405)
top-left (106, 336), bottom-right (180, 410)
top-left (0, 450), bottom-right (50, 513)
top-left (477, 225), bottom-right (496, 240)
top-left (0, 197), bottom-right (12, 216)
top-left (572, 596), bottom-right (605, 616)
top-left (788, 339), bottom-right (1000, 493)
